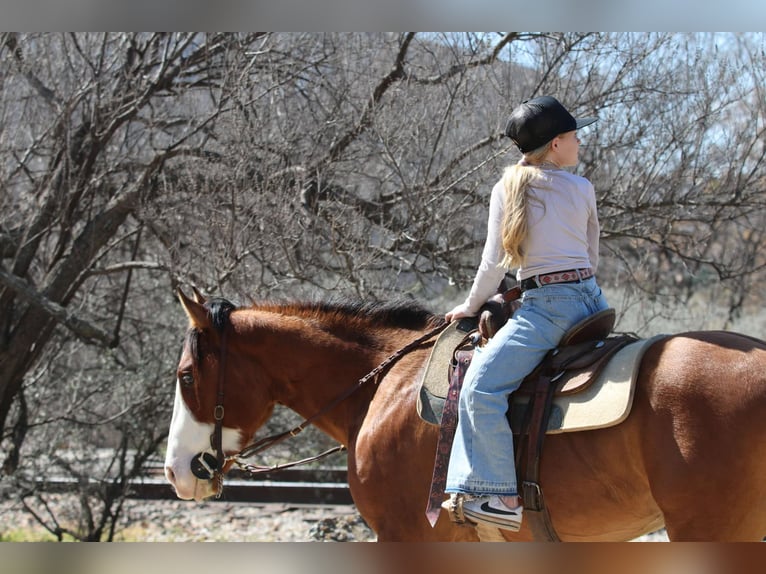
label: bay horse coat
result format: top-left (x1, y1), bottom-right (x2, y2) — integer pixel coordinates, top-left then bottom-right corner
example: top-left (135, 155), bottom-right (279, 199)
top-left (164, 290), bottom-right (766, 541)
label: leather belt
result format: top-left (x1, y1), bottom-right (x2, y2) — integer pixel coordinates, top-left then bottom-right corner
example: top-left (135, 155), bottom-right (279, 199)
top-left (520, 268), bottom-right (594, 292)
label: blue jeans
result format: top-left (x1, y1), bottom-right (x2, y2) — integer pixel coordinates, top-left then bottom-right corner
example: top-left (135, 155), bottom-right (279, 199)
top-left (445, 277), bottom-right (609, 495)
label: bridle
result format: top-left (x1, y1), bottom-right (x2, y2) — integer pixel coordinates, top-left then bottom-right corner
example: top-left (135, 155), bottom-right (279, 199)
top-left (189, 325), bottom-right (228, 489)
top-left (189, 318), bottom-right (449, 497)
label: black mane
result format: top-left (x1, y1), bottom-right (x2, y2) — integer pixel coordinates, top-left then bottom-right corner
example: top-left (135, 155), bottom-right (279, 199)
top-left (306, 298), bottom-right (442, 330)
top-left (198, 295), bottom-right (444, 333)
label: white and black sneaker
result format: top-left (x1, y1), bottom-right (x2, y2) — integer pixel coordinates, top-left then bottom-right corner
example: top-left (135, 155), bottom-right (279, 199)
top-left (461, 495), bottom-right (523, 531)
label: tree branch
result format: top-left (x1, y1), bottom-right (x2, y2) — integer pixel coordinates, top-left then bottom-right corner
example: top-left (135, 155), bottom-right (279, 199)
top-left (85, 260), bottom-right (168, 276)
top-left (410, 32), bottom-right (522, 85)
top-left (325, 32), bottom-right (415, 163)
top-left (0, 266), bottom-right (114, 347)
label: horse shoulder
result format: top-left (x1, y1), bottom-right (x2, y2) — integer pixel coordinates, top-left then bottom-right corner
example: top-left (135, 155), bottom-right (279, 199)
top-left (352, 354), bottom-right (432, 476)
top-left (347, 351), bottom-right (447, 538)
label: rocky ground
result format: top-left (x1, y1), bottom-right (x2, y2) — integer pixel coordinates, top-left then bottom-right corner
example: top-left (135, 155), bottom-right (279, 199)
top-left (118, 499), bottom-right (378, 542)
top-left (0, 495), bottom-right (376, 542)
top-left (2, 495), bottom-right (668, 542)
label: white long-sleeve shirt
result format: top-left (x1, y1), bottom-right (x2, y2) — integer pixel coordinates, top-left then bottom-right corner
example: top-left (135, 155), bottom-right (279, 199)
top-left (455, 165), bottom-right (601, 316)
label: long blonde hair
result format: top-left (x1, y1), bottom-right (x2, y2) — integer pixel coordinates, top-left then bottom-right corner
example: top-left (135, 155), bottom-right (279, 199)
top-left (500, 143), bottom-right (552, 269)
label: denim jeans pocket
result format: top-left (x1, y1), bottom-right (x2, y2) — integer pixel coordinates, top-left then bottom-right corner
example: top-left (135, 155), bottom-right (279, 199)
top-left (528, 281), bottom-right (609, 329)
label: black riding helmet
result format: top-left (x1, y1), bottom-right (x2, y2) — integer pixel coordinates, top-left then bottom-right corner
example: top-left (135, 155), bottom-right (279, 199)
top-left (504, 96), bottom-right (597, 153)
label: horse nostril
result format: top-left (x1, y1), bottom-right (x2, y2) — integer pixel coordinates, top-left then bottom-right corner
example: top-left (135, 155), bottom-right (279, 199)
top-left (165, 466), bottom-right (176, 486)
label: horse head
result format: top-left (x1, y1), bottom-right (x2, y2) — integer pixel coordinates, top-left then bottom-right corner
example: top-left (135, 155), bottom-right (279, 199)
top-left (164, 288), bottom-right (276, 501)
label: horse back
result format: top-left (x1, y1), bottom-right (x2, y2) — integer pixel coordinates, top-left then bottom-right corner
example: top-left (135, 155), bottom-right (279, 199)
top-left (639, 330), bottom-right (766, 402)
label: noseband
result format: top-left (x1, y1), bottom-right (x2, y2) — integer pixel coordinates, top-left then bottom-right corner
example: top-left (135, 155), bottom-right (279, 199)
top-left (190, 316), bottom-right (449, 495)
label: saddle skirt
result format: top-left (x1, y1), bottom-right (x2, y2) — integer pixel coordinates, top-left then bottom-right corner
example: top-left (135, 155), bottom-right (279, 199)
top-left (417, 319), bottom-right (665, 434)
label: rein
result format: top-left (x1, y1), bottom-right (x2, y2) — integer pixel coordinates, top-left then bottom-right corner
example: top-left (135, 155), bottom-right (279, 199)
top-left (191, 319), bottom-right (449, 490)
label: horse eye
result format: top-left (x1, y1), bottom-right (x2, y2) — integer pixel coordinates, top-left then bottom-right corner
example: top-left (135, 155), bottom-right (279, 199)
top-left (180, 373), bottom-right (194, 387)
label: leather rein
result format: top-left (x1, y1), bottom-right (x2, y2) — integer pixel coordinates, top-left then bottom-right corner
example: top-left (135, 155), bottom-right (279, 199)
top-left (190, 319), bottom-right (449, 496)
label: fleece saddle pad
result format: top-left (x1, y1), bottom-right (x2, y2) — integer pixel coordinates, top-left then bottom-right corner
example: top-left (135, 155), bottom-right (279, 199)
top-left (416, 318), bottom-right (477, 425)
top-left (417, 328), bottom-right (666, 434)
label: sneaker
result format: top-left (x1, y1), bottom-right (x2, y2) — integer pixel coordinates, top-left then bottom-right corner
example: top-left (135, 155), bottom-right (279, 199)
top-left (461, 495), bottom-right (523, 532)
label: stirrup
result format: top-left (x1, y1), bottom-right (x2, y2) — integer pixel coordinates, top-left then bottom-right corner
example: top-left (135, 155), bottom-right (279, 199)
top-left (441, 493), bottom-right (468, 524)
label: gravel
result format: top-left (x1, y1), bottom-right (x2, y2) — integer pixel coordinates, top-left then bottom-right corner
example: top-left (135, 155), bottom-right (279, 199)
top-left (0, 496), bottom-right (376, 542)
top-left (2, 495), bottom-right (667, 541)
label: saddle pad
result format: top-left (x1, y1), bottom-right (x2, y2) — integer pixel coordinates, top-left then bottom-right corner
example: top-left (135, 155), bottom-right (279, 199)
top-left (417, 334), bottom-right (666, 434)
top-left (416, 318), bottom-right (477, 426)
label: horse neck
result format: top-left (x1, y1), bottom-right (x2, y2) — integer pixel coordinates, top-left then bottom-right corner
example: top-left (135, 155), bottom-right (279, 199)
top-left (233, 308), bottom-right (415, 445)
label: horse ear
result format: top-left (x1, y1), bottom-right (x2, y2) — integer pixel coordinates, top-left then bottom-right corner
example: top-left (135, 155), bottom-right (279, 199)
top-left (191, 286), bottom-right (207, 305)
top-left (177, 287), bottom-right (210, 329)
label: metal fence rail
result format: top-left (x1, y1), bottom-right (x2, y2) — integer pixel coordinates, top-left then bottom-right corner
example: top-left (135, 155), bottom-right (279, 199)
top-left (35, 467), bottom-right (353, 505)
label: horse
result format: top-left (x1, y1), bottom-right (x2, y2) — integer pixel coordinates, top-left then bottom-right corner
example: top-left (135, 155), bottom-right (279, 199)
top-left (163, 288), bottom-right (766, 541)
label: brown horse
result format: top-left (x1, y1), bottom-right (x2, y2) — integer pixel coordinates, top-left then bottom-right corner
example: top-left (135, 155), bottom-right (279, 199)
top-left (164, 289), bottom-right (766, 541)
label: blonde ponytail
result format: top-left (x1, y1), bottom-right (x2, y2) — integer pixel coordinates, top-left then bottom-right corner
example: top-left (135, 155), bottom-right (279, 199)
top-left (500, 143), bottom-right (552, 269)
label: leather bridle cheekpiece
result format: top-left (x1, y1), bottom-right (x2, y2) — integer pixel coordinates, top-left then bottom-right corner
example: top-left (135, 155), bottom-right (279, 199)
top-left (190, 324), bottom-right (228, 492)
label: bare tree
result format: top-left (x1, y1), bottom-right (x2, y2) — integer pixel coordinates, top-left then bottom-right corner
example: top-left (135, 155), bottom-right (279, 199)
top-left (1, 32), bottom-right (764, 540)
top-left (0, 33), bottom-right (264, 539)
top-left (582, 34), bottom-right (766, 328)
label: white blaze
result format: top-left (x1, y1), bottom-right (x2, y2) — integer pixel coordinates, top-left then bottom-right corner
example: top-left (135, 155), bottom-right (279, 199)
top-left (164, 380), bottom-right (241, 501)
